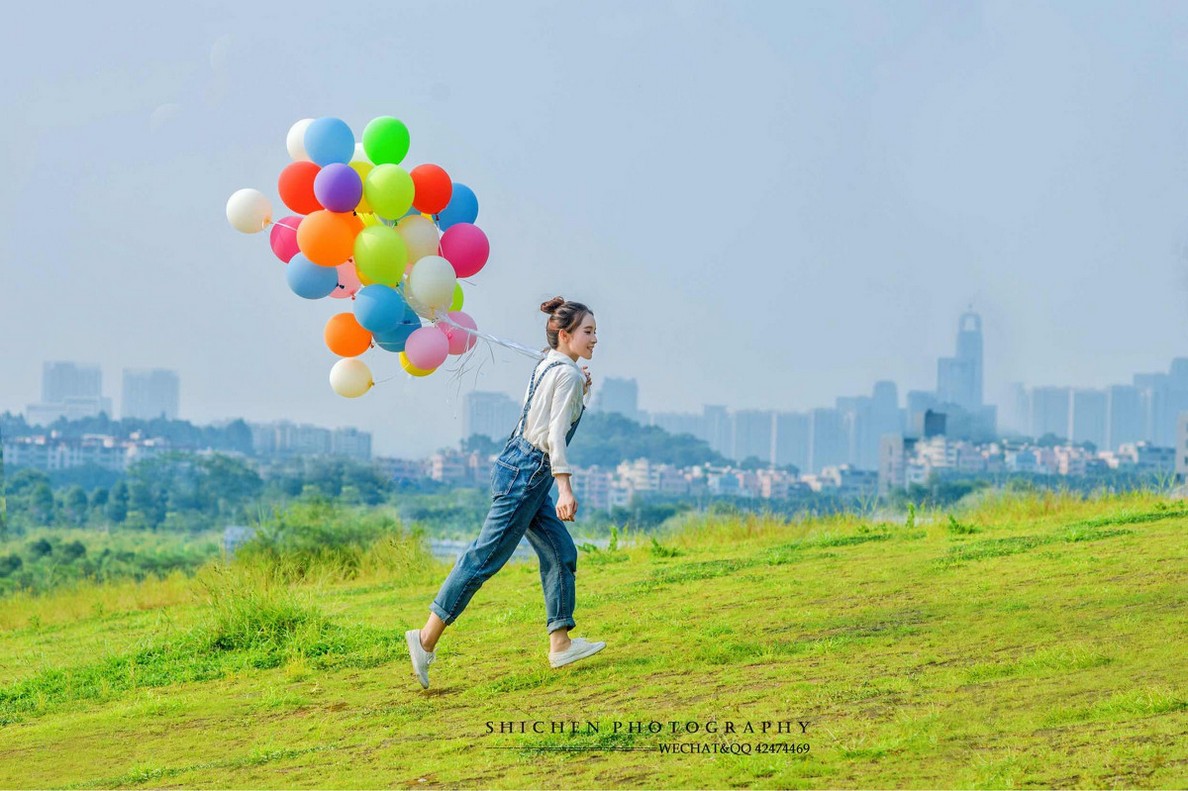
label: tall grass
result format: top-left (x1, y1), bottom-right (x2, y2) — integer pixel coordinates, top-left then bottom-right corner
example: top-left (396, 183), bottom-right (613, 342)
top-left (1, 499), bottom-right (439, 633)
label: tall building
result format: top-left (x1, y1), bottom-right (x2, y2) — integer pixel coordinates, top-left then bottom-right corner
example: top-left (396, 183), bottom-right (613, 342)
top-left (1001, 382), bottom-right (1030, 436)
top-left (703, 405), bottom-right (733, 458)
top-left (26, 361), bottom-right (112, 424)
top-left (774, 411), bottom-right (809, 470)
top-left (43, 361), bottom-right (101, 403)
top-left (732, 410), bottom-right (775, 464)
top-left (1030, 386), bottom-right (1071, 440)
top-left (463, 391), bottom-right (519, 443)
top-left (836, 395), bottom-right (873, 470)
top-left (591, 377), bottom-right (642, 422)
top-left (1069, 389), bottom-right (1107, 449)
top-left (1106, 384), bottom-right (1143, 450)
top-left (808, 407), bottom-right (847, 473)
top-left (121, 368), bottom-right (180, 420)
top-left (869, 380), bottom-right (903, 463)
top-left (936, 310), bottom-right (983, 411)
top-left (1138, 359), bottom-right (1188, 447)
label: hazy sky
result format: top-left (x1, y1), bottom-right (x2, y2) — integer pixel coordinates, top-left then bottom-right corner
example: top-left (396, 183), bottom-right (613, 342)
top-left (5, 1), bottom-right (1188, 457)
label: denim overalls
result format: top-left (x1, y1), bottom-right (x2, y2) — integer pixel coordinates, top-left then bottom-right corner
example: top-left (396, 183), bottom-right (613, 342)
top-left (430, 359), bottom-right (586, 635)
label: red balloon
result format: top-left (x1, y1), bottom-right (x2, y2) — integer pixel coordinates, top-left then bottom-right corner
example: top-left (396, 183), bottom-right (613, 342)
top-left (410, 164), bottom-right (453, 214)
top-left (278, 161), bottom-right (323, 215)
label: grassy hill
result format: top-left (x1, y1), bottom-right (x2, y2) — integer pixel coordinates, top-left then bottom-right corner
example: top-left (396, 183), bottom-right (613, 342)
top-left (0, 490), bottom-right (1185, 789)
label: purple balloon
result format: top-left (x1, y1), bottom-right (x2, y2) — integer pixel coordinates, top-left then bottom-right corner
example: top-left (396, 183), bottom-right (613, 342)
top-left (313, 164), bottom-right (363, 213)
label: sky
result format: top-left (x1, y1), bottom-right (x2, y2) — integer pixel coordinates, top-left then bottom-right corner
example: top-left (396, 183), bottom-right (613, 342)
top-left (5, 1), bottom-right (1188, 457)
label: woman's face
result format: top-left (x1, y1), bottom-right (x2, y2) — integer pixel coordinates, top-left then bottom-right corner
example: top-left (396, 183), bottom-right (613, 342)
top-left (559, 314), bottom-right (597, 360)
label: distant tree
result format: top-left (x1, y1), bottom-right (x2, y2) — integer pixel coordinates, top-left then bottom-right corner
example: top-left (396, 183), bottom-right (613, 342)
top-left (29, 483), bottom-right (55, 526)
top-left (1036, 433), bottom-right (1064, 447)
top-left (107, 481), bottom-right (129, 524)
top-left (129, 479), bottom-right (164, 530)
top-left (61, 540), bottom-right (86, 561)
top-left (63, 486), bottom-right (89, 526)
top-left (461, 434), bottom-right (500, 457)
top-left (738, 456), bottom-right (767, 470)
top-left (28, 538), bottom-right (53, 559)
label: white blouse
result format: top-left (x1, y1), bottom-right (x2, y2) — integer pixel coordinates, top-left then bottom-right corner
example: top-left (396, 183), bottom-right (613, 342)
top-left (518, 348), bottom-right (589, 475)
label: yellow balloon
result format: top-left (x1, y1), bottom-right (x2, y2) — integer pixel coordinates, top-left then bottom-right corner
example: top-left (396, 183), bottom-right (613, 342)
top-left (350, 161), bottom-right (374, 213)
top-left (399, 351), bottom-right (435, 377)
top-left (358, 212), bottom-right (380, 227)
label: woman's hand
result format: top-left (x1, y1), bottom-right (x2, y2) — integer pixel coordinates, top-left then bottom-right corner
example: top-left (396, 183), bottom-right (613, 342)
top-left (581, 365), bottom-right (592, 396)
top-left (556, 490), bottom-right (578, 522)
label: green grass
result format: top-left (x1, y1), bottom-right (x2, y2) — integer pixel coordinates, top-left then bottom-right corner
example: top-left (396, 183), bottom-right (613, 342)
top-left (0, 489), bottom-right (1185, 789)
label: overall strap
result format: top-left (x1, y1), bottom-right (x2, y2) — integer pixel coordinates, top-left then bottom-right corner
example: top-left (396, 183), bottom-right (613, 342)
top-left (509, 360), bottom-right (568, 443)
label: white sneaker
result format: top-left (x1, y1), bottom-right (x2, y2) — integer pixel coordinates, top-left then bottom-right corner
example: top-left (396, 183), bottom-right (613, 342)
top-left (549, 637), bottom-right (606, 669)
top-left (406, 629), bottom-right (436, 688)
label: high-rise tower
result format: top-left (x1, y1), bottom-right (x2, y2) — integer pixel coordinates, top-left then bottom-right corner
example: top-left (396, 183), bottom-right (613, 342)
top-left (937, 310), bottom-right (983, 411)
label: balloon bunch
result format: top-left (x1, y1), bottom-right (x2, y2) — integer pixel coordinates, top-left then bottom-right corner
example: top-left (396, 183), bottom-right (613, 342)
top-left (225, 115), bottom-right (490, 398)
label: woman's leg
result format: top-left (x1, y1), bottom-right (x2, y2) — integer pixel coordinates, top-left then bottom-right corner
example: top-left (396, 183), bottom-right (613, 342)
top-left (524, 485), bottom-right (579, 653)
top-left (419, 611), bottom-right (446, 652)
top-left (424, 444), bottom-right (552, 647)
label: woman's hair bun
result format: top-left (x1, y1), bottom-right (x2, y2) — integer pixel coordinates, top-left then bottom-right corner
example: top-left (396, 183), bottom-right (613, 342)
top-left (540, 296), bottom-right (565, 315)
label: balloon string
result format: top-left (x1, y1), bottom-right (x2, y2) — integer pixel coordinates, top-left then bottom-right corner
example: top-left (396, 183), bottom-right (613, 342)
top-left (434, 312), bottom-right (546, 361)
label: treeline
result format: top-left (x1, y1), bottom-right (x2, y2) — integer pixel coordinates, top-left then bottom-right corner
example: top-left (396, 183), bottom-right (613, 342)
top-left (0, 411), bottom-right (254, 454)
top-left (0, 452), bottom-right (406, 537)
top-left (0, 530), bottom-right (219, 597)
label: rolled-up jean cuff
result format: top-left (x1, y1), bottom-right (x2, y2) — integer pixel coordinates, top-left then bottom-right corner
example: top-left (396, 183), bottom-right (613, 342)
top-left (429, 600), bottom-right (454, 626)
top-left (547, 617), bottom-right (576, 634)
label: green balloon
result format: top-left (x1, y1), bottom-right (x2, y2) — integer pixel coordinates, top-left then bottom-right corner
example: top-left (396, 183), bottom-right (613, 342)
top-left (363, 116), bottom-right (411, 165)
top-left (450, 282), bottom-right (464, 311)
top-left (364, 165), bottom-right (415, 220)
top-left (353, 225), bottom-right (408, 286)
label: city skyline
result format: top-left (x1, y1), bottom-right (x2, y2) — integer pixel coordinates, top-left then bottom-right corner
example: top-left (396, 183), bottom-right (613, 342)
top-left (18, 305), bottom-right (1188, 468)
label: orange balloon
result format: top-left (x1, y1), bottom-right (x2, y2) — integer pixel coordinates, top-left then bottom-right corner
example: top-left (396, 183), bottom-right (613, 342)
top-left (324, 313), bottom-right (373, 357)
top-left (278, 161), bottom-right (322, 215)
top-left (410, 163), bottom-right (453, 214)
top-left (297, 210), bottom-right (363, 266)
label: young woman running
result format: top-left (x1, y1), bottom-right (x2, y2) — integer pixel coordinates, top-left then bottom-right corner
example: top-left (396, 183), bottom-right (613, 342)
top-left (406, 297), bottom-right (604, 688)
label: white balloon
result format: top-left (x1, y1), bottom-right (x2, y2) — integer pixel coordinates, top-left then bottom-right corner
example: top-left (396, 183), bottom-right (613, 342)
top-left (286, 118), bottom-right (314, 161)
top-left (396, 215), bottom-right (440, 263)
top-left (409, 255), bottom-right (457, 310)
top-left (329, 358), bottom-right (373, 398)
top-left (225, 188), bottom-right (272, 233)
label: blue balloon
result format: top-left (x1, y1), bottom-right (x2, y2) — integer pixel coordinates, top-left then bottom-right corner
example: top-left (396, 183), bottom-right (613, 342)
top-left (437, 183), bottom-right (479, 230)
top-left (286, 254), bottom-right (338, 299)
top-left (374, 322), bottom-right (418, 353)
top-left (304, 117), bottom-right (355, 166)
top-left (354, 285), bottom-right (407, 333)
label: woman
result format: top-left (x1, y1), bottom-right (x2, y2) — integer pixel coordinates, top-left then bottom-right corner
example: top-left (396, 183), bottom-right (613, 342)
top-left (406, 296), bottom-right (605, 689)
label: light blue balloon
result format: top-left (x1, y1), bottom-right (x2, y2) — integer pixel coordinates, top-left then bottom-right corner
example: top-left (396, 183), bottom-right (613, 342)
top-left (374, 306), bottom-right (421, 340)
top-left (374, 322), bottom-right (418, 353)
top-left (436, 183), bottom-right (479, 231)
top-left (286, 254), bottom-right (338, 299)
top-left (304, 117), bottom-right (355, 166)
top-left (354, 285), bottom-right (407, 333)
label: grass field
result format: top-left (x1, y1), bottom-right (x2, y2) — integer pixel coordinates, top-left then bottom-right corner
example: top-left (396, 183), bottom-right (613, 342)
top-left (0, 489), bottom-right (1185, 789)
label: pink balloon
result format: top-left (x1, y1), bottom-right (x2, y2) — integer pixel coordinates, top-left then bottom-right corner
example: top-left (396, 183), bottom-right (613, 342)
top-left (270, 216), bottom-right (302, 263)
top-left (439, 223), bottom-right (489, 278)
top-left (331, 258), bottom-right (362, 299)
top-left (437, 311), bottom-right (478, 355)
top-left (405, 326), bottom-right (449, 369)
